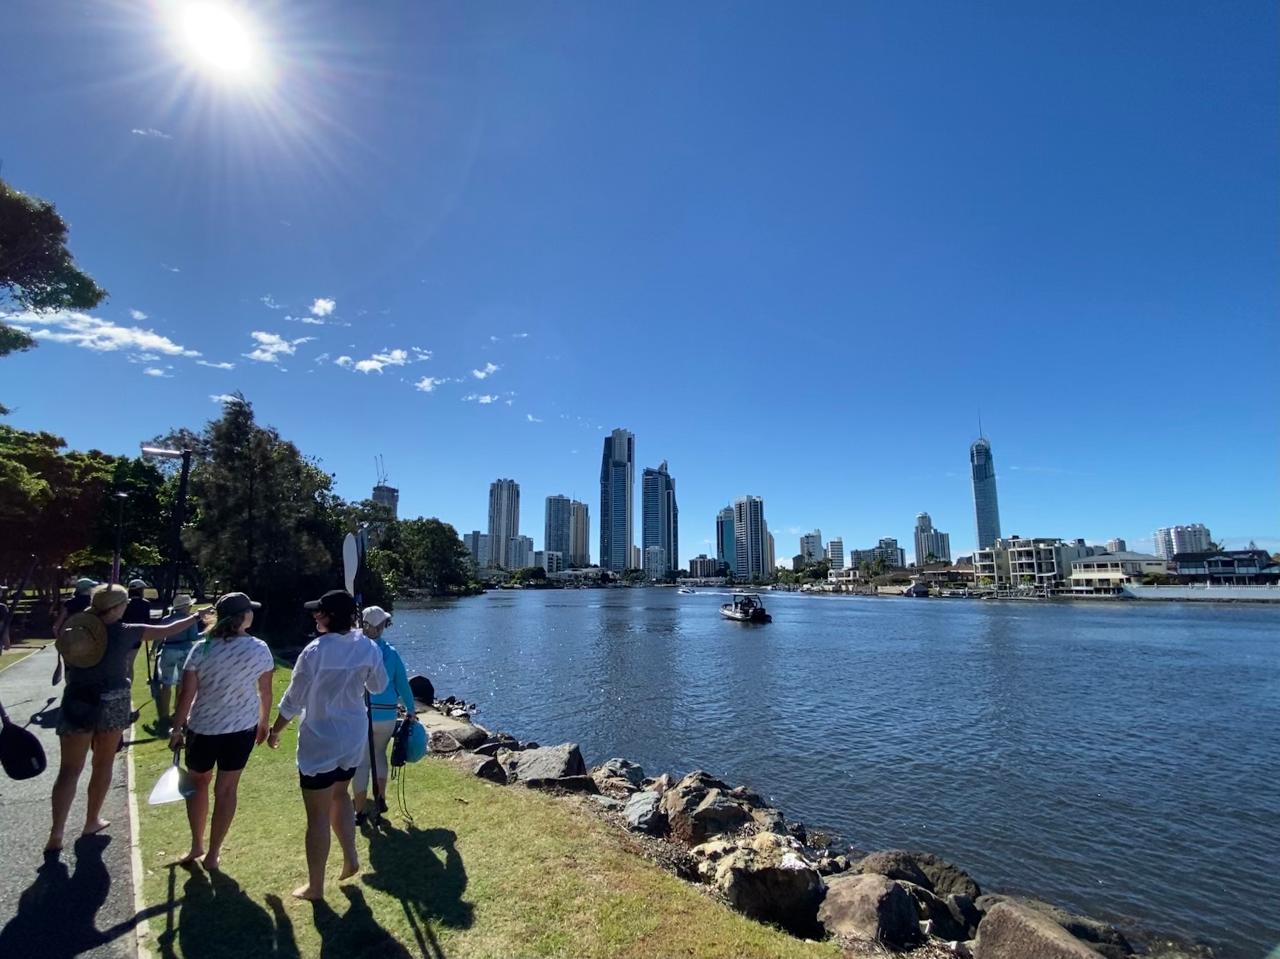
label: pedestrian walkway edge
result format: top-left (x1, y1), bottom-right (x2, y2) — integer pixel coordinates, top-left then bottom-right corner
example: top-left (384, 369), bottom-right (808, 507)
top-left (126, 722), bottom-right (153, 959)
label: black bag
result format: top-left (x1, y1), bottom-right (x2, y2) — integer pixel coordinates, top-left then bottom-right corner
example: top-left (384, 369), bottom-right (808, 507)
top-left (390, 717), bottom-right (409, 769)
top-left (60, 684), bottom-right (103, 730)
top-left (0, 699), bottom-right (47, 780)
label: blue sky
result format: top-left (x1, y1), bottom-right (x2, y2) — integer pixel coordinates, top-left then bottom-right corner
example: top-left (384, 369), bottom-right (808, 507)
top-left (3, 1), bottom-right (1277, 561)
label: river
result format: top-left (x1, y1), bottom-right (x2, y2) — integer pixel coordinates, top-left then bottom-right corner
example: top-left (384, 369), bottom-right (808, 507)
top-left (384, 589), bottom-right (1279, 958)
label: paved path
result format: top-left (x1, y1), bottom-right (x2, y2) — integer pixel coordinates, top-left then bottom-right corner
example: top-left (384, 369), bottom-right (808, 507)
top-left (0, 647), bottom-right (142, 959)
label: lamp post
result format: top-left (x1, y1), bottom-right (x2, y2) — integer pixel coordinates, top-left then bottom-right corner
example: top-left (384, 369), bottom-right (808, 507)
top-left (140, 445), bottom-right (193, 607)
top-left (111, 492), bottom-right (129, 585)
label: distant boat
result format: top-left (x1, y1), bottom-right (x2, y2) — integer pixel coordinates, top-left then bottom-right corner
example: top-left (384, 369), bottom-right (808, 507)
top-left (720, 593), bottom-right (771, 623)
top-left (678, 586), bottom-right (696, 594)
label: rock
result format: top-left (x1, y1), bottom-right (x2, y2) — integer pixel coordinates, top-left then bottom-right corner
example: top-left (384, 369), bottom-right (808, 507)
top-left (974, 901), bottom-right (1106, 959)
top-left (449, 751), bottom-right (506, 784)
top-left (504, 743), bottom-right (587, 785)
top-left (660, 771), bottom-right (758, 846)
top-left (948, 941), bottom-right (975, 959)
top-left (447, 707), bottom-right (471, 720)
top-left (751, 807), bottom-right (786, 833)
top-left (526, 774), bottom-right (598, 794)
top-left (710, 832), bottom-right (824, 936)
top-left (974, 896), bottom-right (1132, 959)
top-left (946, 894), bottom-right (982, 940)
top-left (428, 730), bottom-right (463, 754)
top-left (590, 795), bottom-right (625, 812)
top-left (642, 772), bottom-right (674, 795)
top-left (407, 674), bottom-right (434, 704)
top-left (816, 855), bottom-right (851, 876)
top-left (911, 852), bottom-right (982, 900)
top-left (898, 881), bottom-right (968, 942)
top-left (450, 724), bottom-right (490, 749)
top-left (691, 837), bottom-right (741, 880)
top-left (856, 850), bottom-right (932, 889)
top-left (785, 821), bottom-right (807, 844)
top-left (472, 741), bottom-right (503, 757)
top-left (592, 757), bottom-right (645, 787)
top-left (623, 790), bottom-right (667, 835)
top-left (729, 785), bottom-right (768, 808)
top-left (818, 873), bottom-right (919, 947)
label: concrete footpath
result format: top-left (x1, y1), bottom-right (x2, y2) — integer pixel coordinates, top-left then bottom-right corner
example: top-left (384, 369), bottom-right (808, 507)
top-left (0, 647), bottom-right (143, 958)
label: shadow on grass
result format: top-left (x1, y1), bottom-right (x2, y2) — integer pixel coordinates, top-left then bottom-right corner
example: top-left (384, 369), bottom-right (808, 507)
top-left (156, 865), bottom-right (300, 959)
top-left (361, 825), bottom-right (475, 959)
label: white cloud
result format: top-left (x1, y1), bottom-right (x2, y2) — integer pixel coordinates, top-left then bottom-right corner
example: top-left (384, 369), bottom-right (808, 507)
top-left (129, 308), bottom-right (148, 321)
top-left (210, 394), bottom-right (241, 404)
top-left (310, 298), bottom-right (336, 318)
top-left (335, 355), bottom-right (353, 368)
top-left (297, 317), bottom-right (326, 325)
top-left (463, 393), bottom-right (498, 404)
top-left (5, 310), bottom-right (199, 357)
top-left (414, 376), bottom-right (442, 392)
top-left (512, 332), bottom-right (529, 339)
top-left (412, 347), bottom-right (432, 360)
top-left (260, 295), bottom-right (283, 310)
top-left (196, 360), bottom-right (235, 370)
top-left (489, 335), bottom-right (499, 342)
top-left (472, 362), bottom-right (499, 379)
top-left (336, 347), bottom-right (426, 374)
top-left (526, 414), bottom-right (542, 423)
top-left (162, 264), bottom-right (181, 273)
top-left (313, 352), bottom-right (330, 364)
top-left (143, 367), bottom-right (172, 378)
top-left (243, 331), bottom-right (313, 364)
top-left (131, 127), bottom-right (172, 139)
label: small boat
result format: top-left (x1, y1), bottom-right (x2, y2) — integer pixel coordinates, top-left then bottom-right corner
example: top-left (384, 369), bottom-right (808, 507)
top-left (720, 593), bottom-right (771, 623)
top-left (678, 586), bottom-right (696, 595)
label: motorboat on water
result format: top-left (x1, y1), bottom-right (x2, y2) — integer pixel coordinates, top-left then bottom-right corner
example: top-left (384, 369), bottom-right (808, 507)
top-left (678, 586), bottom-right (696, 594)
top-left (719, 593), bottom-right (771, 623)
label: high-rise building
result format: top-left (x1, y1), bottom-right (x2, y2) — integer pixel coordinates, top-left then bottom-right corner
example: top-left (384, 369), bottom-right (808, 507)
top-left (534, 550), bottom-right (564, 574)
top-left (371, 483), bottom-right (399, 519)
top-left (1153, 524), bottom-right (1212, 559)
top-left (851, 538), bottom-right (907, 569)
top-left (767, 532), bottom-right (776, 573)
top-left (569, 500), bottom-right (590, 567)
top-left (688, 554), bottom-right (721, 577)
top-left (642, 546), bottom-right (666, 579)
top-left (733, 496), bottom-right (770, 580)
top-left (970, 435), bottom-right (1002, 549)
top-left (599, 428), bottom-right (635, 572)
top-left (544, 495), bottom-right (573, 561)
top-left (799, 530), bottom-right (823, 564)
top-left (463, 530), bottom-right (490, 569)
top-left (1106, 538), bottom-right (1127, 554)
top-left (630, 545), bottom-right (641, 570)
top-left (487, 479), bottom-right (520, 569)
top-left (913, 512), bottom-right (952, 565)
top-left (508, 535), bottom-right (534, 570)
top-left (825, 537), bottom-right (845, 570)
top-left (716, 506), bottom-right (736, 572)
top-left (641, 461), bottom-right (679, 576)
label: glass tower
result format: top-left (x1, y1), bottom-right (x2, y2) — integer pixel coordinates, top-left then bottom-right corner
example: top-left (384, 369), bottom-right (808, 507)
top-left (970, 437), bottom-right (1002, 549)
top-left (599, 428), bottom-right (634, 571)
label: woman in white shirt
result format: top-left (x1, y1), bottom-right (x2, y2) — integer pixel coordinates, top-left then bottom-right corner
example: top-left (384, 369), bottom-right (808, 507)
top-left (268, 589), bottom-right (386, 901)
top-left (168, 592), bottom-right (274, 869)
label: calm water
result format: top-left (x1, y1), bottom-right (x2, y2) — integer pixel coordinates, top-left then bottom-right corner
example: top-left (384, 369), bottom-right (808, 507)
top-left (387, 590), bottom-right (1279, 958)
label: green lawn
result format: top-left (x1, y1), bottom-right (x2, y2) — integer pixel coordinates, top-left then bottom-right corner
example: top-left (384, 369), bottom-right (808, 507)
top-left (130, 656), bottom-right (841, 959)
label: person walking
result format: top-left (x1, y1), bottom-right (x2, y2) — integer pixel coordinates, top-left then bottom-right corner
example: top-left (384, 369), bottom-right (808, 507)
top-left (267, 590), bottom-right (387, 901)
top-left (168, 592), bottom-right (274, 869)
top-left (46, 584), bottom-right (199, 854)
top-left (155, 594), bottom-right (200, 729)
top-left (353, 606), bottom-right (417, 826)
top-left (50, 577), bottom-right (97, 636)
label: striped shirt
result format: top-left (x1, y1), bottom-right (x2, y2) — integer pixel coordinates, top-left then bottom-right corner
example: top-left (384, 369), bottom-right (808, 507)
top-left (183, 635), bottom-right (275, 735)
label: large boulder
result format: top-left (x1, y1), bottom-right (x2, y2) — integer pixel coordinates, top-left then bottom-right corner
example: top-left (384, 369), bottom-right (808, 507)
top-left (428, 730), bottom-right (463, 754)
top-left (449, 750), bottom-right (506, 784)
top-left (856, 850), bottom-right (932, 889)
top-left (818, 873), bottom-right (919, 946)
top-left (591, 758), bottom-right (645, 798)
top-left (898, 882), bottom-right (969, 942)
top-left (709, 833), bottom-right (824, 936)
top-left (974, 901), bottom-right (1106, 959)
top-left (407, 674), bottom-right (434, 704)
top-left (975, 896), bottom-right (1132, 959)
top-left (504, 743), bottom-right (587, 787)
top-left (946, 894), bottom-right (982, 940)
top-left (661, 771), bottom-right (763, 846)
top-left (911, 852), bottom-right (982, 900)
top-left (449, 723), bottom-right (490, 750)
top-left (624, 790), bottom-right (667, 835)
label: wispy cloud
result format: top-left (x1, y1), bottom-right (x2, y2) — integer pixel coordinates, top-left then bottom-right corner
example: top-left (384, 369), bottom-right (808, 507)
top-left (526, 413), bottom-right (542, 423)
top-left (260, 295), bottom-right (283, 310)
top-left (210, 394), bottom-right (241, 404)
top-left (512, 332), bottom-right (529, 339)
top-left (243, 331), bottom-right (313, 364)
top-left (161, 263), bottom-right (181, 273)
top-left (334, 347), bottom-right (427, 374)
top-left (131, 127), bottom-right (172, 139)
top-left (472, 362), bottom-right (499, 380)
top-left (463, 394), bottom-right (498, 404)
top-left (129, 308), bottom-right (148, 321)
top-left (415, 376), bottom-right (443, 392)
top-left (143, 367), bottom-right (172, 378)
top-left (4, 310), bottom-right (199, 358)
top-left (310, 298), bottom-right (335, 318)
top-left (196, 360), bottom-right (235, 370)
top-left (313, 352), bottom-right (330, 364)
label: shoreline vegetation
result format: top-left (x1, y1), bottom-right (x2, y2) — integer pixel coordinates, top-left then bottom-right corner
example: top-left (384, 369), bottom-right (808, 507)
top-left (130, 655), bottom-right (1211, 959)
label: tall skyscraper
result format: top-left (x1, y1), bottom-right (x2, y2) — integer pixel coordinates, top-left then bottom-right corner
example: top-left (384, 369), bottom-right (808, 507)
top-left (1153, 524), bottom-right (1212, 559)
top-left (970, 435), bottom-right (1002, 550)
top-left (1106, 538), bottom-right (1127, 554)
top-left (463, 530), bottom-right (489, 569)
top-left (599, 428), bottom-right (634, 572)
top-left (371, 482), bottom-right (399, 519)
top-left (733, 495), bottom-right (769, 580)
top-left (800, 530), bottom-right (823, 564)
top-left (641, 461), bottom-right (678, 576)
top-left (508, 534), bottom-right (534, 570)
top-left (716, 506), bottom-right (736, 572)
top-left (569, 500), bottom-right (590, 567)
top-left (825, 537), bottom-right (844, 570)
top-left (487, 478), bottom-right (520, 569)
top-left (544, 495), bottom-right (573, 560)
top-left (914, 512), bottom-right (952, 565)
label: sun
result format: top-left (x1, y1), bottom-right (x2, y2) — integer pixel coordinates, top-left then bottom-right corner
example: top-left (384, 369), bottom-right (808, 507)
top-left (173, 2), bottom-right (264, 83)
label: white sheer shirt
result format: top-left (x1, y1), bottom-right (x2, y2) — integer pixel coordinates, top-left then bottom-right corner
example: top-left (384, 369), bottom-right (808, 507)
top-left (278, 630), bottom-right (389, 775)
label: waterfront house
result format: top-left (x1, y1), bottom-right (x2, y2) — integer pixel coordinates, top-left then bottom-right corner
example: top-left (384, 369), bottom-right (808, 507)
top-left (1069, 552), bottom-right (1170, 594)
top-left (1172, 549), bottom-right (1279, 585)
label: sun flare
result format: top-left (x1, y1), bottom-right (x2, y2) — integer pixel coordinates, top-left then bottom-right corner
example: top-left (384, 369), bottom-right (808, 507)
top-left (174, 2), bottom-right (263, 83)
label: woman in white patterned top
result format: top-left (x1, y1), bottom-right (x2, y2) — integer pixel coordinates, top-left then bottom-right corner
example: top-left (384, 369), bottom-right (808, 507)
top-left (168, 592), bottom-right (275, 869)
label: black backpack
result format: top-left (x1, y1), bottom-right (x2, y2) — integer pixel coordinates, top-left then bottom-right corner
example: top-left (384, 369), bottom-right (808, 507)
top-left (0, 698), bottom-right (47, 781)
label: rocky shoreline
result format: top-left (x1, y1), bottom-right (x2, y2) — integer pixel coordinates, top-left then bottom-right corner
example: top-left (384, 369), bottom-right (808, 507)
top-left (412, 683), bottom-right (1210, 959)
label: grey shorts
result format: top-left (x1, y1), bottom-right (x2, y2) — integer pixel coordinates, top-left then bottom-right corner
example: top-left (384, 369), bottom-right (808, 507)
top-left (56, 688), bottom-right (132, 736)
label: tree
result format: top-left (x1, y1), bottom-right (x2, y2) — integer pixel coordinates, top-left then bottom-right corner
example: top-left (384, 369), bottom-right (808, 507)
top-left (397, 517), bottom-right (473, 595)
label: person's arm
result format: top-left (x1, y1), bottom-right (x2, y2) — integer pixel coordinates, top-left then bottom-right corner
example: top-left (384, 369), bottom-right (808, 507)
top-left (255, 670), bottom-right (272, 744)
top-left (392, 653), bottom-right (416, 720)
top-left (167, 667), bottom-right (200, 749)
top-left (268, 648), bottom-right (311, 748)
top-left (140, 613), bottom-right (199, 644)
top-left (364, 644), bottom-right (389, 695)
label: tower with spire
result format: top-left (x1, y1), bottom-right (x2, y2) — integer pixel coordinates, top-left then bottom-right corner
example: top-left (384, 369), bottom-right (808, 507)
top-left (970, 425), bottom-right (1002, 550)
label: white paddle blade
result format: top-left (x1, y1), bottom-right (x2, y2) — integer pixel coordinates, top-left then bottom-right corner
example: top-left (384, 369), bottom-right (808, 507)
top-left (148, 766), bottom-right (184, 805)
top-left (343, 533), bottom-right (358, 596)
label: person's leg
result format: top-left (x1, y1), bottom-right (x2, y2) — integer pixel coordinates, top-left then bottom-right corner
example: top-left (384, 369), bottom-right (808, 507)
top-left (84, 729), bottom-right (123, 834)
top-left (47, 732), bottom-right (92, 852)
top-left (182, 768), bottom-right (213, 862)
top-left (372, 721), bottom-right (395, 814)
top-left (204, 768), bottom-right (244, 869)
top-left (352, 753), bottom-right (371, 817)
top-left (330, 781), bottom-right (359, 880)
top-left (294, 783), bottom-right (332, 900)
top-left (157, 685), bottom-right (172, 725)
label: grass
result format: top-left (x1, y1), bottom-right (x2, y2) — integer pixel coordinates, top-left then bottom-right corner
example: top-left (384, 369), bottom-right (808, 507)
top-left (0, 640), bottom-right (52, 672)
top-left (129, 656), bottom-right (841, 959)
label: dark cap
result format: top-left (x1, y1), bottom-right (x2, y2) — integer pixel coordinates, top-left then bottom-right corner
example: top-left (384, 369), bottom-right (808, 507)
top-left (305, 589), bottom-right (357, 617)
top-left (216, 592), bottom-right (261, 618)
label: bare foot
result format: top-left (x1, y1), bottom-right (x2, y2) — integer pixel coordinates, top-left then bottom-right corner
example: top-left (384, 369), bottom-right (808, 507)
top-left (338, 861), bottom-right (360, 881)
top-left (202, 853), bottom-right (221, 871)
top-left (81, 819), bottom-right (110, 837)
top-left (292, 884), bottom-right (324, 901)
top-left (179, 847), bottom-right (205, 865)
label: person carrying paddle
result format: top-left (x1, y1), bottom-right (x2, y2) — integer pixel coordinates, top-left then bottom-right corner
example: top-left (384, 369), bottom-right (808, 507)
top-left (45, 584), bottom-right (199, 854)
top-left (155, 593), bottom-right (200, 729)
top-left (167, 592), bottom-right (274, 868)
top-left (353, 606), bottom-right (417, 826)
top-left (267, 589), bottom-right (386, 900)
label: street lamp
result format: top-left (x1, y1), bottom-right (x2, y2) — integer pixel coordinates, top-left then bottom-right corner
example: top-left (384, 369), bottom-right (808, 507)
top-left (111, 492), bottom-right (129, 585)
top-left (140, 445), bottom-right (194, 607)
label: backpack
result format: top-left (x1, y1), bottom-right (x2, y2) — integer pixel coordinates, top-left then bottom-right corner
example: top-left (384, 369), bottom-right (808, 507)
top-left (0, 699), bottom-right (47, 780)
top-left (56, 612), bottom-right (108, 669)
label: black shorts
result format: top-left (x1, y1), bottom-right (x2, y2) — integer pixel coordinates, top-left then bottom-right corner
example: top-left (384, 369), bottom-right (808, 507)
top-left (299, 766), bottom-right (355, 790)
top-left (185, 727), bottom-right (257, 773)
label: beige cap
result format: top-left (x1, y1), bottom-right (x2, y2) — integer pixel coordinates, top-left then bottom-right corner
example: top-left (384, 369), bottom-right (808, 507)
top-left (90, 584), bottom-right (129, 612)
top-left (362, 606), bottom-right (391, 628)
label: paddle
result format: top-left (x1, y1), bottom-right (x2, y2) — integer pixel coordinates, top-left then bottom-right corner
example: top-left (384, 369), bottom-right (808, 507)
top-left (344, 532), bottom-right (384, 817)
top-left (0, 697), bottom-right (46, 781)
top-left (148, 746), bottom-right (196, 804)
